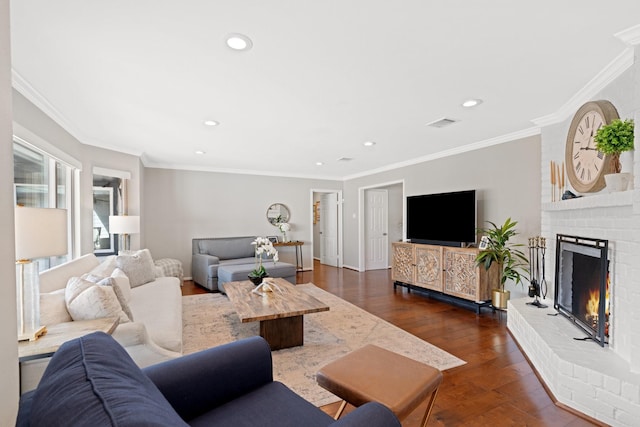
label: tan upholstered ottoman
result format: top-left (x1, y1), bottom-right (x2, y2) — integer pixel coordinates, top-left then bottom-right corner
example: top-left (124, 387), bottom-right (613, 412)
top-left (316, 344), bottom-right (443, 427)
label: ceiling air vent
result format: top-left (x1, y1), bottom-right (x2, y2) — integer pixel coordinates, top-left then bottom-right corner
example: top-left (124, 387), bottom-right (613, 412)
top-left (337, 157), bottom-right (354, 162)
top-left (426, 117), bottom-right (458, 128)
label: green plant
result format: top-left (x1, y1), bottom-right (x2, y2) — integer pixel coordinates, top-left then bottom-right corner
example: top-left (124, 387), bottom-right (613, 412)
top-left (594, 118), bottom-right (635, 173)
top-left (475, 218), bottom-right (529, 292)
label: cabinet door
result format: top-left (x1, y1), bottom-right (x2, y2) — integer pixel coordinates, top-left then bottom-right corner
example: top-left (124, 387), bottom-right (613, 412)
top-left (391, 243), bottom-right (414, 284)
top-left (414, 244), bottom-right (443, 291)
top-left (443, 248), bottom-right (482, 301)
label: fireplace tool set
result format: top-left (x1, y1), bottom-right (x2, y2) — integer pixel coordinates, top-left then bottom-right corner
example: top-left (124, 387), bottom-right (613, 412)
top-left (527, 236), bottom-right (548, 308)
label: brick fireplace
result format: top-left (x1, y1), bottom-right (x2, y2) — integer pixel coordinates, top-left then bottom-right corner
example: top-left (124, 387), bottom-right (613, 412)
top-left (507, 29), bottom-right (640, 426)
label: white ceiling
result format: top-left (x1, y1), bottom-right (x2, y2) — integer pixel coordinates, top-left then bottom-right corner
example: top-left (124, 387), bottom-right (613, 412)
top-left (9, 1), bottom-right (640, 180)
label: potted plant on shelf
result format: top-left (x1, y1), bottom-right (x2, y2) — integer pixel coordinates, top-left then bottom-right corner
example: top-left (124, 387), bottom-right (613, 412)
top-left (248, 237), bottom-right (279, 285)
top-left (594, 118), bottom-right (635, 192)
top-left (475, 218), bottom-right (529, 309)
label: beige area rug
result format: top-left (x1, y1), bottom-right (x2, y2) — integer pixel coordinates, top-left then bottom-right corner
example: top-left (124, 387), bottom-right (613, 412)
top-left (182, 283), bottom-right (465, 407)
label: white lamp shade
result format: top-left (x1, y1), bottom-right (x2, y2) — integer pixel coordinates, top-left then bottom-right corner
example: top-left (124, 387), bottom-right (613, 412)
top-left (109, 215), bottom-right (140, 234)
top-left (15, 207), bottom-right (68, 261)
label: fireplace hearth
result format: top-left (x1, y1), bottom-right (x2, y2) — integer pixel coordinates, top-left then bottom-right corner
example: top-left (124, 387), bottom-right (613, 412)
top-left (554, 234), bottom-right (609, 346)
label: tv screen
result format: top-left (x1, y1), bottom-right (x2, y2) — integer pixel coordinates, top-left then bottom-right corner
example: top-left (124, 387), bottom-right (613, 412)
top-left (406, 190), bottom-right (476, 246)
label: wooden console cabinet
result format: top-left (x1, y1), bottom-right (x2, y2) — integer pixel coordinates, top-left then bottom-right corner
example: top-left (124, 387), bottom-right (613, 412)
top-left (392, 242), bottom-right (497, 305)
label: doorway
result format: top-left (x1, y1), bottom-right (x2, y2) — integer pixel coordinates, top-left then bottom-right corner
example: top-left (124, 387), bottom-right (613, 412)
top-left (358, 181), bottom-right (404, 272)
top-left (311, 189), bottom-right (343, 268)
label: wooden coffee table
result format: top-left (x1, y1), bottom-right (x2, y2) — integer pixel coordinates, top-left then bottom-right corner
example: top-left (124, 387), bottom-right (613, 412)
top-left (224, 278), bottom-right (329, 350)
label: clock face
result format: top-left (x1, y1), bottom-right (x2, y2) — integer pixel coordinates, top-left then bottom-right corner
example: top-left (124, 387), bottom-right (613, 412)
top-left (565, 101), bottom-right (619, 193)
top-left (570, 110), bottom-right (606, 186)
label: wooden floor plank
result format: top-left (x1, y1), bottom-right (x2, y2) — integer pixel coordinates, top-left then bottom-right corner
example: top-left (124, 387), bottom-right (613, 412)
top-left (182, 260), bottom-right (597, 426)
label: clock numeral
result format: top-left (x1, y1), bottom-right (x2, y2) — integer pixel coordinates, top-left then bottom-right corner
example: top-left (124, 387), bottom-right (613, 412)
top-left (594, 163), bottom-right (599, 172)
top-left (587, 169), bottom-right (591, 181)
top-left (580, 168), bottom-right (586, 180)
top-left (578, 126), bottom-right (584, 135)
top-left (597, 151), bottom-right (604, 159)
top-left (575, 161), bottom-right (582, 173)
top-left (585, 116), bottom-right (590, 128)
top-left (574, 152), bottom-right (580, 159)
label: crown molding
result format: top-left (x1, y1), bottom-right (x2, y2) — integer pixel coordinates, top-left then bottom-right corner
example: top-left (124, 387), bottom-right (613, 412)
top-left (342, 127), bottom-right (541, 181)
top-left (615, 24), bottom-right (640, 46)
top-left (11, 69), bottom-right (92, 143)
top-left (532, 47), bottom-right (634, 128)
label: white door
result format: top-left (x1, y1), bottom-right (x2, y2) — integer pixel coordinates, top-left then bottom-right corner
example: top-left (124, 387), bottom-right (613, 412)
top-left (365, 189), bottom-right (388, 270)
top-left (320, 192), bottom-right (339, 267)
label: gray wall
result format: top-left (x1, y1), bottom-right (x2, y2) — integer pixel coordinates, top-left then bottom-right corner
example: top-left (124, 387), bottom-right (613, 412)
top-left (1, 0), bottom-right (19, 421)
top-left (343, 135), bottom-right (541, 297)
top-left (142, 168), bottom-right (342, 278)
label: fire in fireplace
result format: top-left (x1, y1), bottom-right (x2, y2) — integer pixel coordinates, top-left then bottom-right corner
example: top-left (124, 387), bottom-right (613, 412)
top-left (554, 235), bottom-right (609, 346)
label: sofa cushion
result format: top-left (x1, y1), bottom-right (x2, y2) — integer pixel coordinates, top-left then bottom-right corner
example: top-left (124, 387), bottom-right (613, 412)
top-left (116, 249), bottom-right (156, 287)
top-left (189, 381), bottom-right (334, 427)
top-left (65, 277), bottom-right (131, 323)
top-left (128, 276), bottom-right (182, 352)
top-left (40, 288), bottom-right (72, 325)
top-left (198, 237), bottom-right (255, 260)
top-left (28, 331), bottom-right (188, 427)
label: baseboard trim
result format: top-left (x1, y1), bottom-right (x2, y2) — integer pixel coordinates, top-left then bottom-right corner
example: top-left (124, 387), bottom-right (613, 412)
top-left (342, 265), bottom-right (361, 272)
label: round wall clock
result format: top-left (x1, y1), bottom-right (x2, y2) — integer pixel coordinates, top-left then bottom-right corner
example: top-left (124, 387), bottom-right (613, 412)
top-left (565, 100), bottom-right (619, 193)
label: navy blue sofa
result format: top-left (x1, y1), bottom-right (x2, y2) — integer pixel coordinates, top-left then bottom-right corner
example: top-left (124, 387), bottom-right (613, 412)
top-left (17, 332), bottom-right (400, 427)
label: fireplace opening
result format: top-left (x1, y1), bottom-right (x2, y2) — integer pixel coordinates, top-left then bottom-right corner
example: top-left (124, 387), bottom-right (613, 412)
top-left (554, 234), bottom-right (609, 347)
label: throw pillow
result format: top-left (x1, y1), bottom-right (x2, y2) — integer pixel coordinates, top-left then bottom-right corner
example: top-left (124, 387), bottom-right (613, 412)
top-left (116, 249), bottom-right (156, 288)
top-left (29, 331), bottom-right (188, 427)
top-left (111, 267), bottom-right (132, 302)
top-left (81, 273), bottom-right (133, 322)
top-left (65, 277), bottom-right (130, 324)
top-left (88, 255), bottom-right (117, 278)
top-left (40, 289), bottom-right (72, 325)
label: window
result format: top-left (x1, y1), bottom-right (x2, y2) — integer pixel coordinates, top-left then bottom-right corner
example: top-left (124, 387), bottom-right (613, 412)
top-left (13, 140), bottom-right (76, 269)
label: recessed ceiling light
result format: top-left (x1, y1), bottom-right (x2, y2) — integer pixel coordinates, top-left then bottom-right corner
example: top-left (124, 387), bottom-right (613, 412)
top-left (203, 120), bottom-right (219, 126)
top-left (363, 141), bottom-right (376, 147)
top-left (462, 99), bottom-right (483, 108)
top-left (316, 162), bottom-right (324, 166)
top-left (195, 150), bottom-right (206, 155)
top-left (226, 33), bottom-right (253, 51)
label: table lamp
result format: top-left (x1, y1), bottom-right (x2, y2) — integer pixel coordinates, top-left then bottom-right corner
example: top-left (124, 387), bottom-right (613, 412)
top-left (109, 215), bottom-right (140, 251)
top-left (15, 206), bottom-right (68, 341)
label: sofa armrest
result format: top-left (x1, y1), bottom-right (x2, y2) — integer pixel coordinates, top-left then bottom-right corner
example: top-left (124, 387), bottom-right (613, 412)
top-left (332, 402), bottom-right (401, 427)
top-left (143, 336), bottom-right (273, 421)
top-left (191, 253), bottom-right (219, 287)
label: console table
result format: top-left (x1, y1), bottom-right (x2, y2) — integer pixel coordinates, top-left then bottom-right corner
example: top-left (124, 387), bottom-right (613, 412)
top-left (274, 241), bottom-right (304, 271)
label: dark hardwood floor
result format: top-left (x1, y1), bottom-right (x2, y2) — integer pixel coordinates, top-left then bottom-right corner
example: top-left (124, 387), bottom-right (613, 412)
top-left (182, 260), bottom-right (598, 427)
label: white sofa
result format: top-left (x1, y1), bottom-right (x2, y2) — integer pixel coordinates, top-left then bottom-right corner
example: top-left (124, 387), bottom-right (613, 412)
top-left (22, 252), bottom-right (183, 392)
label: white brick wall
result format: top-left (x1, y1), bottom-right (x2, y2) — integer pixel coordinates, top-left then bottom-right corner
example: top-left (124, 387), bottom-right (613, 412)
top-left (509, 39), bottom-right (640, 426)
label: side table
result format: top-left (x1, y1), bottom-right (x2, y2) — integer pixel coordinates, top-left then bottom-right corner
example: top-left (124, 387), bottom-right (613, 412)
top-left (19, 317), bottom-right (119, 393)
top-left (274, 241), bottom-right (304, 271)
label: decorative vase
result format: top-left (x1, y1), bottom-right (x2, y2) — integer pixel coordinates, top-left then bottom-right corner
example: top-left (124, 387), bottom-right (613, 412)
top-left (491, 289), bottom-right (510, 310)
top-left (604, 172), bottom-right (631, 192)
top-left (249, 274), bottom-right (268, 286)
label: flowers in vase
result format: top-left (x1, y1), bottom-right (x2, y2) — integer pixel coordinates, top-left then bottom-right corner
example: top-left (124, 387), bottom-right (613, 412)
top-left (249, 237), bottom-right (279, 279)
top-left (278, 222), bottom-right (291, 242)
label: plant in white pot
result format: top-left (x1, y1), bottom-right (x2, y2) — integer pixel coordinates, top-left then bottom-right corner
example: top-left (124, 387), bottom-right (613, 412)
top-left (475, 218), bottom-right (529, 309)
top-left (594, 118), bottom-right (635, 192)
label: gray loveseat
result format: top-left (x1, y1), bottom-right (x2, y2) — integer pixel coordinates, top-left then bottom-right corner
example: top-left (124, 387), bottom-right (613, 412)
top-left (192, 237), bottom-right (296, 292)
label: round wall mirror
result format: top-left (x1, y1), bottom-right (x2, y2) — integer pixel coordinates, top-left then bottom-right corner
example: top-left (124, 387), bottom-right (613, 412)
top-left (266, 203), bottom-right (290, 225)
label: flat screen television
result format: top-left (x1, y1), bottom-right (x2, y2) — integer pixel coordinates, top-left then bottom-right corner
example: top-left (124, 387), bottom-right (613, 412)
top-left (406, 190), bottom-right (476, 247)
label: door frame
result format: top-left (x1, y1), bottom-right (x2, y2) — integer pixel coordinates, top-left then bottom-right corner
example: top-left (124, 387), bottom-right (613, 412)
top-left (358, 180), bottom-right (404, 272)
top-left (309, 189), bottom-right (343, 270)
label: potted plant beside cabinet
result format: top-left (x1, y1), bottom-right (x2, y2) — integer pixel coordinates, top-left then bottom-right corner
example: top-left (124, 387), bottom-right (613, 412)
top-left (594, 118), bottom-right (635, 192)
top-left (475, 218), bottom-right (529, 309)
